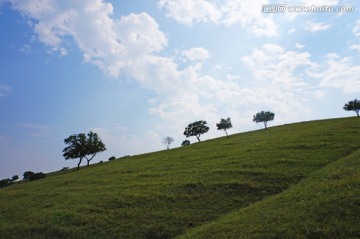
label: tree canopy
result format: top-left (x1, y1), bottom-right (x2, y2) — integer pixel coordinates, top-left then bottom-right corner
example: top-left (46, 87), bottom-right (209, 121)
top-left (184, 120), bottom-right (209, 142)
top-left (216, 118), bottom-right (232, 139)
top-left (343, 99), bottom-right (360, 117)
top-left (253, 111), bottom-right (275, 129)
top-left (162, 136), bottom-right (174, 150)
top-left (63, 131), bottom-right (106, 170)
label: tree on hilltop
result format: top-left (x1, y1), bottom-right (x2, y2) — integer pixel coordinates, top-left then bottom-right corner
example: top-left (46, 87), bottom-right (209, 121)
top-left (253, 111), bottom-right (275, 129)
top-left (162, 136), bottom-right (174, 150)
top-left (184, 120), bottom-right (209, 142)
top-left (23, 171), bottom-right (35, 180)
top-left (216, 118), bottom-right (232, 139)
top-left (63, 131), bottom-right (106, 170)
top-left (343, 99), bottom-right (360, 117)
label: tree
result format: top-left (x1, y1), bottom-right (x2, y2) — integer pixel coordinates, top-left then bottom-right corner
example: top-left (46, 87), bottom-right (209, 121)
top-left (343, 99), bottom-right (360, 117)
top-left (181, 140), bottom-right (190, 146)
top-left (63, 131), bottom-right (106, 170)
top-left (11, 175), bottom-right (18, 182)
top-left (85, 131), bottom-right (106, 166)
top-left (23, 171), bottom-right (35, 180)
top-left (162, 136), bottom-right (174, 150)
top-left (183, 120), bottom-right (209, 142)
top-left (0, 178), bottom-right (11, 188)
top-left (253, 111), bottom-right (275, 129)
top-left (216, 118), bottom-right (232, 139)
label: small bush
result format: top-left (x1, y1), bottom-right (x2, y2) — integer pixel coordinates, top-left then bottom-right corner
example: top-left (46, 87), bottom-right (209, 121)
top-left (181, 140), bottom-right (191, 146)
top-left (108, 156), bottom-right (116, 161)
top-left (29, 172), bottom-right (46, 181)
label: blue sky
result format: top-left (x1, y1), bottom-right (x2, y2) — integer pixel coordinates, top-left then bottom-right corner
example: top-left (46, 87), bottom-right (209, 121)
top-left (0, 0), bottom-right (359, 179)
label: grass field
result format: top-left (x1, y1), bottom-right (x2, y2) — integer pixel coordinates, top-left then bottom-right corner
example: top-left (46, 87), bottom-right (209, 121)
top-left (0, 117), bottom-right (359, 239)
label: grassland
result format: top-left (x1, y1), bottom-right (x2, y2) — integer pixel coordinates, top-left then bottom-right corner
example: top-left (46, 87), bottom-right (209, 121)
top-left (0, 117), bottom-right (359, 239)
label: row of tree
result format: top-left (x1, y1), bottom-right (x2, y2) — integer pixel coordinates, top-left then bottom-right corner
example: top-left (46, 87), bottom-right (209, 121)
top-left (163, 111), bottom-right (275, 149)
top-left (60, 99), bottom-right (358, 170)
top-left (164, 98), bottom-right (359, 150)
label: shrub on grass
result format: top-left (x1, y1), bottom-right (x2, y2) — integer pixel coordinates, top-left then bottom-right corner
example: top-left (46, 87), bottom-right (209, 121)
top-left (29, 172), bottom-right (46, 181)
top-left (0, 178), bottom-right (11, 188)
top-left (108, 156), bottom-right (116, 161)
top-left (181, 140), bottom-right (191, 146)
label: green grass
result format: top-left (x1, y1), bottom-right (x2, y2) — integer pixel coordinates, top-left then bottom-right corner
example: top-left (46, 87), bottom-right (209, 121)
top-left (0, 117), bottom-right (359, 239)
top-left (179, 145), bottom-right (360, 239)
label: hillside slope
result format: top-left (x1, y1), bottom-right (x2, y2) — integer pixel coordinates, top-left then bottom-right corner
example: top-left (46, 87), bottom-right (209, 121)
top-left (0, 117), bottom-right (359, 239)
top-left (179, 147), bottom-right (360, 238)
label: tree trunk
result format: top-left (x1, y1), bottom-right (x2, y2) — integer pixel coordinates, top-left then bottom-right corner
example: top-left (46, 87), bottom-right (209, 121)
top-left (196, 135), bottom-right (201, 142)
top-left (77, 157), bottom-right (83, 170)
top-left (86, 154), bottom-right (96, 166)
top-left (225, 130), bottom-right (229, 139)
top-left (264, 121), bottom-right (268, 129)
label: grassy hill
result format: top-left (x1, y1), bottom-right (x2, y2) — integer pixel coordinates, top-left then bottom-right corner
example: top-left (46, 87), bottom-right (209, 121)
top-left (0, 117), bottom-right (359, 239)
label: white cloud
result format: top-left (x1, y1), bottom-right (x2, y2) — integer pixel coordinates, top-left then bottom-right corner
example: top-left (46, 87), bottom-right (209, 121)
top-left (10, 0), bottom-right (167, 77)
top-left (241, 44), bottom-right (314, 86)
top-left (238, 44), bottom-right (332, 122)
top-left (0, 85), bottom-right (11, 97)
top-left (158, 0), bottom-right (277, 37)
top-left (350, 44), bottom-right (360, 52)
top-left (305, 20), bottom-right (331, 32)
top-left (158, 0), bottom-right (221, 26)
top-left (308, 55), bottom-right (360, 93)
top-left (182, 47), bottom-right (211, 61)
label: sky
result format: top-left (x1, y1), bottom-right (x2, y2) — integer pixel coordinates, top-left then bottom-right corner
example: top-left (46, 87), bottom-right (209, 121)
top-left (0, 0), bottom-right (359, 179)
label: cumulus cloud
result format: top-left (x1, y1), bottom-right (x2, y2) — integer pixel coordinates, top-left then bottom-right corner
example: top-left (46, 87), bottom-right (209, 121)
top-left (158, 0), bottom-right (277, 37)
top-left (241, 44), bottom-right (314, 87)
top-left (9, 0), bottom-right (167, 77)
top-left (240, 44), bottom-right (318, 118)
